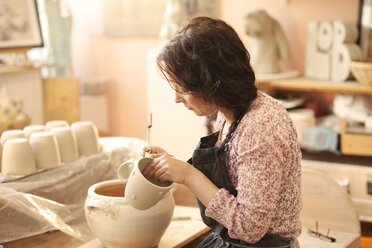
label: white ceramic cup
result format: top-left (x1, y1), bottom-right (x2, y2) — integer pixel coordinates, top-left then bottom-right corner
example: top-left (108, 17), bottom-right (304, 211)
top-left (23, 125), bottom-right (45, 139)
top-left (117, 157), bottom-right (173, 210)
top-left (29, 132), bottom-right (61, 170)
top-left (50, 127), bottom-right (79, 163)
top-left (45, 120), bottom-right (69, 131)
top-left (1, 129), bottom-right (25, 146)
top-left (71, 121), bottom-right (99, 156)
top-left (0, 130), bottom-right (26, 172)
top-left (2, 138), bottom-right (37, 175)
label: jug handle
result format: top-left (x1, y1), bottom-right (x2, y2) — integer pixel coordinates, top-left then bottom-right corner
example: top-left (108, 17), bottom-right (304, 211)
top-left (117, 159), bottom-right (135, 180)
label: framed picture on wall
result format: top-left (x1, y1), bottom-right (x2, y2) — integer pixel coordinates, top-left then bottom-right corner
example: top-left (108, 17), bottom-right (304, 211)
top-left (0, 0), bottom-right (43, 50)
top-left (102, 0), bottom-right (219, 36)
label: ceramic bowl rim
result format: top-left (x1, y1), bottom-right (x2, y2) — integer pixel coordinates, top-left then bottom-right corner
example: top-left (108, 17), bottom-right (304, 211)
top-left (88, 179), bottom-right (128, 200)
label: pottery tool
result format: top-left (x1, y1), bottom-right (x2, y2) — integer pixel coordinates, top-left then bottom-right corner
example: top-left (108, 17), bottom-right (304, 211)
top-left (146, 112), bottom-right (152, 155)
top-left (172, 216), bottom-right (192, 221)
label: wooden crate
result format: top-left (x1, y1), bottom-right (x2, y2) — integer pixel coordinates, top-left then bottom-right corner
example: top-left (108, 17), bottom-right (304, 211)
top-left (43, 78), bottom-right (80, 124)
top-left (341, 133), bottom-right (372, 156)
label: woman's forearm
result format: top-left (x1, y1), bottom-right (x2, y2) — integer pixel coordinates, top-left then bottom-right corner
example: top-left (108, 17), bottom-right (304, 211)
top-left (184, 166), bottom-right (219, 207)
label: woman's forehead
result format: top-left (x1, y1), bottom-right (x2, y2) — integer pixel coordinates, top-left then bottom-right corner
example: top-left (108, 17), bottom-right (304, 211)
top-left (169, 80), bottom-right (183, 90)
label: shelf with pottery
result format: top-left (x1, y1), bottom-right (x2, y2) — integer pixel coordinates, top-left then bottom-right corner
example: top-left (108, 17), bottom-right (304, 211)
top-left (0, 48), bottom-right (54, 76)
top-left (257, 77), bottom-right (372, 157)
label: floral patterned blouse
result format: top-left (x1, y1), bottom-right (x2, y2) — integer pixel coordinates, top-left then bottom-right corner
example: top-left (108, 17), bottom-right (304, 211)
top-left (205, 93), bottom-right (302, 247)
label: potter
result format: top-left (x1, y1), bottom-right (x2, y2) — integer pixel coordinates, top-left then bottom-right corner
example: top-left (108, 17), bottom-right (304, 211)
top-left (141, 16), bottom-right (301, 247)
top-left (117, 157), bottom-right (174, 210)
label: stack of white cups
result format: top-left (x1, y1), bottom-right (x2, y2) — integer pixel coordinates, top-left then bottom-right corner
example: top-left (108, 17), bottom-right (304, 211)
top-left (0, 120), bottom-right (100, 176)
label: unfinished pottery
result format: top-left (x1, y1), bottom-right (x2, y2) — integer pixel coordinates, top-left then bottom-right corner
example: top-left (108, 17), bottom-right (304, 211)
top-left (85, 179), bottom-right (174, 248)
top-left (117, 157), bottom-right (174, 210)
top-left (71, 121), bottom-right (99, 156)
top-left (2, 138), bottom-right (36, 175)
top-left (0, 129), bottom-right (25, 146)
top-left (51, 126), bottom-right (79, 163)
top-left (45, 120), bottom-right (69, 131)
top-left (23, 125), bottom-right (45, 139)
top-left (29, 132), bottom-right (61, 170)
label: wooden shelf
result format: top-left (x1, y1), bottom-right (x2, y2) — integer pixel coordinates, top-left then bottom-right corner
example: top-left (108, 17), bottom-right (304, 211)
top-left (0, 62), bottom-right (55, 76)
top-left (257, 76), bottom-right (372, 157)
top-left (257, 77), bottom-right (372, 95)
top-left (0, 65), bottom-right (38, 75)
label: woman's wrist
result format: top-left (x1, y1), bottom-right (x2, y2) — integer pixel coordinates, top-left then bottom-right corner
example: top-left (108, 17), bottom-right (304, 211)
top-left (183, 163), bottom-right (197, 188)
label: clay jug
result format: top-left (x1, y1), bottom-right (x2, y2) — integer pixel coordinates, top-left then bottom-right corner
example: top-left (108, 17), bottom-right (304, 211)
top-left (117, 157), bottom-right (174, 210)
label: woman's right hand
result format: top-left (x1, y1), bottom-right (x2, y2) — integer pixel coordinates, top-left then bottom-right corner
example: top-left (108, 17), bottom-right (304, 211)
top-left (140, 145), bottom-right (168, 157)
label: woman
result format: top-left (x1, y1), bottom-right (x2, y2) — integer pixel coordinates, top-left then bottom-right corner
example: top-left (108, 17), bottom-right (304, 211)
top-left (142, 16), bottom-right (302, 248)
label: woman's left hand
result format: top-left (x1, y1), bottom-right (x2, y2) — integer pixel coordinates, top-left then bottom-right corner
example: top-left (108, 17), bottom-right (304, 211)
top-left (142, 154), bottom-right (191, 185)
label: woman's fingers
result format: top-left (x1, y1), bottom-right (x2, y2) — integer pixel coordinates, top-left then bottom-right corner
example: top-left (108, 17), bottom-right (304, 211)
top-left (142, 159), bottom-right (159, 176)
top-left (142, 155), bottom-right (177, 183)
top-left (140, 147), bottom-right (146, 157)
top-left (154, 163), bottom-right (168, 179)
top-left (141, 145), bottom-right (168, 157)
top-left (149, 153), bottom-right (163, 159)
top-left (157, 172), bottom-right (170, 182)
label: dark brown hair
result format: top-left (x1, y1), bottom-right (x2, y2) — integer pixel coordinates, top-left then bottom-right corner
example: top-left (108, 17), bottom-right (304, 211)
top-left (157, 16), bottom-right (257, 184)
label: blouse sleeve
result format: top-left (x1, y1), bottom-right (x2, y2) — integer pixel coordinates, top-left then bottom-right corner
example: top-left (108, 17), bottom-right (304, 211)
top-left (204, 118), bottom-right (286, 243)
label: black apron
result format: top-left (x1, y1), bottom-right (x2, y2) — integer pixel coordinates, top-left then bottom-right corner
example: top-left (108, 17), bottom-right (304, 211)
top-left (188, 132), bottom-right (292, 248)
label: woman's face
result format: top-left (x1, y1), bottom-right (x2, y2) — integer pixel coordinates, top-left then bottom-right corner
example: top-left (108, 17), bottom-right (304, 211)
top-left (169, 81), bottom-right (217, 116)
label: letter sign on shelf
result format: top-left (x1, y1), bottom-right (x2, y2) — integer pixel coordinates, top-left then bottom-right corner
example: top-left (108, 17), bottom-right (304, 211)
top-left (305, 21), bottom-right (362, 82)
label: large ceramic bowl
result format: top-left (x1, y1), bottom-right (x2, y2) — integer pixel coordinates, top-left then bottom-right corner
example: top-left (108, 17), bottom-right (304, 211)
top-left (85, 179), bottom-right (174, 248)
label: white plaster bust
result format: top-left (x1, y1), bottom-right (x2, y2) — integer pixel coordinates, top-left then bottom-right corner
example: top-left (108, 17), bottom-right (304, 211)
top-left (245, 10), bottom-right (290, 74)
top-left (159, 0), bottom-right (187, 41)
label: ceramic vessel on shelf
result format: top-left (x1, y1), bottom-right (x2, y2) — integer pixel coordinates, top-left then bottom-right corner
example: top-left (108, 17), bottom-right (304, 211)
top-left (350, 59), bottom-right (372, 87)
top-left (85, 179), bottom-right (175, 248)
